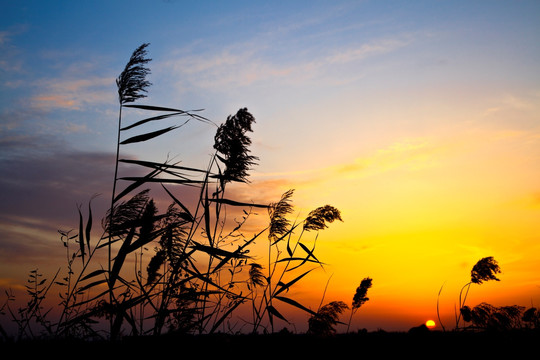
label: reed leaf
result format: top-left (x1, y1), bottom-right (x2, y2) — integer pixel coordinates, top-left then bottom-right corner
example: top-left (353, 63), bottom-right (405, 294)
top-left (120, 112), bottom-right (186, 131)
top-left (208, 197), bottom-right (269, 209)
top-left (161, 185), bottom-right (194, 222)
top-left (204, 185), bottom-right (213, 246)
top-left (113, 171), bottom-right (159, 204)
top-left (80, 269), bottom-right (107, 282)
top-left (274, 269), bottom-right (314, 297)
top-left (85, 196), bottom-right (95, 253)
top-left (120, 158), bottom-right (209, 174)
top-left (267, 305), bottom-right (288, 323)
top-left (119, 177), bottom-right (205, 185)
top-left (298, 242), bottom-right (320, 263)
top-left (78, 205), bottom-right (85, 263)
top-left (120, 125), bottom-right (179, 145)
top-left (76, 279), bottom-right (108, 294)
top-left (109, 225), bottom-right (136, 289)
top-left (124, 104), bottom-right (194, 112)
top-left (124, 104), bottom-right (213, 124)
top-left (190, 241), bottom-right (249, 260)
top-left (275, 295), bottom-right (317, 316)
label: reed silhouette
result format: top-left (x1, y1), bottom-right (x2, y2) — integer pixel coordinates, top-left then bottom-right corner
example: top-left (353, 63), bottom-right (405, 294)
top-left (1, 45), bottom-right (538, 353)
top-left (0, 44), bottom-right (348, 342)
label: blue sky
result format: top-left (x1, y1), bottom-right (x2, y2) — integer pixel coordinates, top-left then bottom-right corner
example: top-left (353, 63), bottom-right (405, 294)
top-left (1, 1), bottom-right (539, 331)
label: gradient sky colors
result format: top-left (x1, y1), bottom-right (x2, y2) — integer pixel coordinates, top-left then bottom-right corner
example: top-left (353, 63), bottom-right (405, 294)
top-left (1, 1), bottom-right (539, 332)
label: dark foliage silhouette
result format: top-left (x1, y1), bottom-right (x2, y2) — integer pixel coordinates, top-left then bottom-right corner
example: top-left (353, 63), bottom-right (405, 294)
top-left (461, 303), bottom-right (527, 331)
top-left (308, 301), bottom-right (349, 336)
top-left (456, 256), bottom-right (501, 329)
top-left (347, 277), bottom-right (372, 332)
top-left (0, 44), bottom-right (345, 342)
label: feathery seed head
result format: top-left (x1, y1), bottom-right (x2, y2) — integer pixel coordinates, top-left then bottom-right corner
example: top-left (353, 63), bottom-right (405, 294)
top-left (268, 189), bottom-right (294, 242)
top-left (470, 256), bottom-right (501, 284)
top-left (213, 108), bottom-right (258, 183)
top-left (117, 43), bottom-right (152, 105)
top-left (303, 205), bottom-right (342, 231)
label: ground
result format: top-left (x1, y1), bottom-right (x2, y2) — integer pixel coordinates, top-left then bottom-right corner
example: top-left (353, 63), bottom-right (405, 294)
top-left (2, 330), bottom-right (538, 358)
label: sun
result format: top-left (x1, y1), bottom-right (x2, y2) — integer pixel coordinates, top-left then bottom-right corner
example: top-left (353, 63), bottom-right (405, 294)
top-left (425, 320), bottom-right (436, 328)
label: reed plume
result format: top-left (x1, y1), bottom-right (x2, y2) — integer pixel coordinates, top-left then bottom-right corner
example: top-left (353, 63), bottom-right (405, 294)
top-left (116, 43), bottom-right (152, 104)
top-left (470, 256), bottom-right (501, 284)
top-left (268, 189), bottom-right (294, 243)
top-left (347, 277), bottom-right (372, 332)
top-left (303, 205), bottom-right (342, 231)
top-left (456, 256), bottom-right (502, 329)
top-left (308, 301), bottom-right (349, 336)
top-left (249, 263), bottom-right (266, 287)
top-left (213, 108), bottom-right (258, 183)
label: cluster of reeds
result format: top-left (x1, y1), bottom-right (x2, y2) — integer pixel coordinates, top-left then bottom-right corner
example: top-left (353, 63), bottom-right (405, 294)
top-left (460, 303), bottom-right (539, 331)
top-left (0, 44), bottom-right (352, 341)
top-left (435, 256), bottom-right (540, 332)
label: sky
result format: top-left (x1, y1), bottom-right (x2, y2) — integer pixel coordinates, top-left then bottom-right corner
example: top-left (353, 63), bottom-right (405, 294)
top-left (1, 0), bottom-right (539, 332)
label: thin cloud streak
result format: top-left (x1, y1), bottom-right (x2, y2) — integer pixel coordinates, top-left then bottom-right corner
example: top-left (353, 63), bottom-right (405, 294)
top-left (30, 76), bottom-right (115, 111)
top-left (163, 33), bottom-right (418, 93)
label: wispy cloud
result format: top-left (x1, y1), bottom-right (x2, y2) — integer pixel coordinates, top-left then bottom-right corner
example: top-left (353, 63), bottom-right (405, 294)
top-left (30, 76), bottom-right (115, 110)
top-left (163, 33), bottom-right (416, 92)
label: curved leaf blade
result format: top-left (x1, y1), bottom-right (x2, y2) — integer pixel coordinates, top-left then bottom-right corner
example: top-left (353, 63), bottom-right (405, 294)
top-left (120, 126), bottom-right (179, 145)
top-left (275, 295), bottom-right (317, 316)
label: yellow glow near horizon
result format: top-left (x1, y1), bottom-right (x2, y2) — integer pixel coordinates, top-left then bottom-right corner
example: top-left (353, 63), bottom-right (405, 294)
top-left (247, 105), bottom-right (540, 330)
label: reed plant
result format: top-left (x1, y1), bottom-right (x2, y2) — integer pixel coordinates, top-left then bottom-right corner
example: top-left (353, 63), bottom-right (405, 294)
top-left (455, 256), bottom-right (501, 330)
top-left (0, 44), bottom-right (345, 341)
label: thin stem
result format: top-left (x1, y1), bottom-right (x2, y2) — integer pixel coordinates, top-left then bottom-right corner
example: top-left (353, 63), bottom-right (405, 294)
top-left (437, 282), bottom-right (446, 332)
top-left (456, 281), bottom-right (472, 329)
top-left (107, 103), bottom-right (122, 338)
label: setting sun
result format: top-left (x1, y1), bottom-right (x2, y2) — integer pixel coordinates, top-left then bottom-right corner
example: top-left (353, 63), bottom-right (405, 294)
top-left (425, 320), bottom-right (436, 329)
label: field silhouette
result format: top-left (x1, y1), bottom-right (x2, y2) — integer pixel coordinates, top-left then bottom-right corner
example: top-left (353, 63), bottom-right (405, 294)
top-left (1, 45), bottom-right (538, 353)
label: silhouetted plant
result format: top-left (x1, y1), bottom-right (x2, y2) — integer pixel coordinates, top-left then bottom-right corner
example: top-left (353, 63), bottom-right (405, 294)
top-left (1, 269), bottom-right (61, 340)
top-left (213, 107), bottom-right (258, 184)
top-left (1, 44), bottom-right (345, 341)
top-left (455, 256), bottom-right (501, 329)
top-left (522, 307), bottom-right (540, 329)
top-left (307, 301), bottom-right (349, 336)
top-left (346, 277), bottom-right (372, 333)
top-left (250, 192), bottom-right (343, 333)
top-left (461, 303), bottom-right (525, 331)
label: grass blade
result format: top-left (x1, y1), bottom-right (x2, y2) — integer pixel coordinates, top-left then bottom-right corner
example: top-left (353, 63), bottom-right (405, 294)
top-left (120, 126), bottom-right (179, 145)
top-left (267, 305), bottom-right (288, 323)
top-left (80, 269), bottom-right (107, 282)
top-left (109, 225), bottom-right (136, 289)
top-left (123, 104), bottom-right (212, 124)
top-left (120, 112), bottom-right (187, 131)
top-left (275, 295), bottom-right (317, 316)
top-left (114, 169), bottom-right (160, 203)
top-left (78, 205), bottom-right (85, 263)
top-left (76, 279), bottom-right (108, 294)
top-left (274, 269), bottom-right (314, 297)
top-left (208, 197), bottom-right (269, 209)
top-left (85, 195), bottom-right (96, 252)
top-left (119, 177), bottom-right (205, 185)
top-left (120, 158), bottom-right (209, 174)
top-left (123, 104), bottom-right (191, 112)
top-left (161, 184), bottom-right (194, 222)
